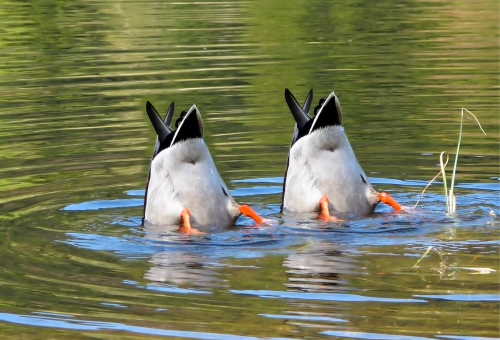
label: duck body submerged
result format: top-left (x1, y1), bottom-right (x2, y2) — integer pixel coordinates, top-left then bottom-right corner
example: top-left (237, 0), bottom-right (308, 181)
top-left (143, 101), bottom-right (261, 232)
top-left (282, 89), bottom-right (380, 216)
top-left (145, 138), bottom-right (240, 227)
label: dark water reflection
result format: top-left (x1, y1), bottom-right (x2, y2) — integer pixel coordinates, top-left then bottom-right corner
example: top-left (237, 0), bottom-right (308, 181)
top-left (0, 0), bottom-right (499, 339)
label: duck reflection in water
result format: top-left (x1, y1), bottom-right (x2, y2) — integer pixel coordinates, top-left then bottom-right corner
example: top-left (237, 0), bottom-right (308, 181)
top-left (283, 240), bottom-right (356, 293)
top-left (143, 222), bottom-right (357, 292)
top-left (142, 224), bottom-right (223, 288)
top-left (144, 252), bottom-right (220, 288)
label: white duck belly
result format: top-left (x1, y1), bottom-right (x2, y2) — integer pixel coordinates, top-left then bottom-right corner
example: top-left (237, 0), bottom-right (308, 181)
top-left (145, 138), bottom-right (239, 227)
top-left (283, 126), bottom-right (378, 215)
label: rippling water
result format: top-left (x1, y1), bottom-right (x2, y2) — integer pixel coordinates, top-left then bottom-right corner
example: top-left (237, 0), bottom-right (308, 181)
top-left (0, 0), bottom-right (498, 339)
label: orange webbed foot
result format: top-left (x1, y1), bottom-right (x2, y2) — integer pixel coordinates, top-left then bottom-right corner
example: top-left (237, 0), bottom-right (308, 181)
top-left (317, 195), bottom-right (341, 222)
top-left (239, 204), bottom-right (264, 224)
top-left (178, 208), bottom-right (202, 235)
top-left (378, 192), bottom-right (402, 212)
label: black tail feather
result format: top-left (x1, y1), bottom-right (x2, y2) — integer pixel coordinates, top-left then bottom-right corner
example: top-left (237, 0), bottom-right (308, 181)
top-left (285, 88), bottom-right (311, 133)
top-left (146, 101), bottom-right (173, 143)
top-left (164, 102), bottom-right (175, 126)
top-left (302, 89), bottom-right (313, 114)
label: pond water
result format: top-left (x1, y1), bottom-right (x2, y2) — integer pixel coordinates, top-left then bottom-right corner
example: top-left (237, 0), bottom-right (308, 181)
top-left (0, 0), bottom-right (499, 339)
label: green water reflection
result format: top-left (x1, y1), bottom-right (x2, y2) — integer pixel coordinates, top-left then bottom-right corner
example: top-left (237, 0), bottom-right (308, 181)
top-left (0, 0), bottom-right (498, 339)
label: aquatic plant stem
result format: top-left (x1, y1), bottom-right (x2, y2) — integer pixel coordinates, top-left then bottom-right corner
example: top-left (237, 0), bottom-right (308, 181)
top-left (413, 246), bottom-right (433, 268)
top-left (413, 152), bottom-right (449, 210)
top-left (440, 151), bottom-right (450, 213)
top-left (447, 110), bottom-right (464, 213)
top-left (448, 108), bottom-right (486, 213)
top-left (416, 108), bottom-right (487, 213)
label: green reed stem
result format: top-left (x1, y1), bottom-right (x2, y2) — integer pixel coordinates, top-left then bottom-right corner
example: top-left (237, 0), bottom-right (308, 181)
top-left (447, 108), bottom-right (486, 214)
top-left (439, 151), bottom-right (449, 212)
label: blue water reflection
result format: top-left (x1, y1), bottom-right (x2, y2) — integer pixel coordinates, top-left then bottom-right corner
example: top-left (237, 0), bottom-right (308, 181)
top-left (0, 312), bottom-right (289, 339)
top-left (230, 290), bottom-right (426, 303)
top-left (414, 294), bottom-right (500, 302)
top-left (61, 175), bottom-right (499, 262)
top-left (321, 330), bottom-right (435, 340)
top-left (57, 174), bottom-right (499, 338)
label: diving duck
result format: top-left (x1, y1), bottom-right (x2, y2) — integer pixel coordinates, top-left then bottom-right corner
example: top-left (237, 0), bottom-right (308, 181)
top-left (281, 89), bottom-right (401, 219)
top-left (143, 101), bottom-right (263, 234)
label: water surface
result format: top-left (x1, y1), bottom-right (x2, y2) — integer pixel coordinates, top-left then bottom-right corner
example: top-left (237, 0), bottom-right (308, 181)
top-left (0, 0), bottom-right (498, 339)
